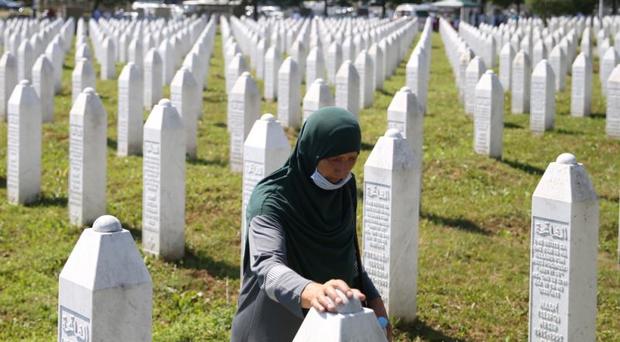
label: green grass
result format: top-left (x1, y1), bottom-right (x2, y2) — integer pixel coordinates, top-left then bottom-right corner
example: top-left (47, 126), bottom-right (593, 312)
top-left (0, 30), bottom-right (618, 341)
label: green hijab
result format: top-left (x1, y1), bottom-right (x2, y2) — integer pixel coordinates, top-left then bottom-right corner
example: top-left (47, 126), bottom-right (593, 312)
top-left (246, 107), bottom-right (361, 286)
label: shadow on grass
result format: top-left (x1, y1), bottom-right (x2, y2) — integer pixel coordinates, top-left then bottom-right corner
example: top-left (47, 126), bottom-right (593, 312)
top-left (361, 141), bottom-right (374, 151)
top-left (123, 224), bottom-right (143, 242)
top-left (377, 88), bottom-right (392, 96)
top-left (214, 122), bottom-right (227, 129)
top-left (188, 156), bottom-right (228, 167)
top-left (501, 158), bottom-right (544, 176)
top-left (589, 112), bottom-right (606, 120)
top-left (599, 192), bottom-right (619, 203)
top-left (555, 128), bottom-right (580, 135)
top-left (107, 137), bottom-right (117, 150)
top-left (177, 246), bottom-right (240, 280)
top-left (504, 122), bottom-right (523, 129)
top-left (395, 319), bottom-right (469, 342)
top-left (25, 193), bottom-right (67, 208)
top-left (0, 175), bottom-right (5, 188)
top-left (422, 212), bottom-right (490, 235)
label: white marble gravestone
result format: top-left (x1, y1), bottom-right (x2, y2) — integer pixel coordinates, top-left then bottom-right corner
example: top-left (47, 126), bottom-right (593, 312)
top-left (387, 86), bottom-right (423, 172)
top-left (458, 49), bottom-right (473, 103)
top-left (69, 88), bottom-right (107, 226)
top-left (171, 67), bottom-right (200, 159)
top-left (528, 153), bottom-right (598, 342)
top-left (530, 60), bottom-right (556, 133)
top-left (277, 56), bottom-right (301, 128)
top-left (226, 53), bottom-right (247, 95)
top-left (6, 80), bottom-right (41, 205)
top-left (290, 40), bottom-right (306, 80)
top-left (406, 48), bottom-right (428, 114)
top-left (570, 53), bottom-right (592, 117)
top-left (229, 72), bottom-right (260, 172)
top-left (549, 45), bottom-right (566, 91)
top-left (368, 43), bottom-right (384, 90)
top-left (129, 37), bottom-right (143, 67)
top-left (303, 78), bottom-right (333, 122)
top-left (335, 60), bottom-right (360, 118)
top-left (142, 99), bottom-right (186, 261)
top-left (0, 52), bottom-right (17, 121)
top-left (241, 113), bottom-right (290, 263)
top-left (101, 37), bottom-right (116, 80)
top-left (158, 39), bottom-right (175, 85)
top-left (533, 40), bottom-right (547, 70)
top-left (600, 47), bottom-right (618, 97)
top-left (605, 65), bottom-right (620, 139)
top-left (58, 215), bottom-right (152, 342)
top-left (326, 41), bottom-right (342, 85)
top-left (144, 48), bottom-right (163, 110)
top-left (45, 40), bottom-right (63, 93)
top-left (474, 70), bottom-right (503, 159)
top-left (511, 50), bottom-right (531, 114)
top-left (292, 290), bottom-right (387, 342)
top-left (355, 50), bottom-right (374, 108)
top-left (72, 58), bottom-right (96, 104)
top-left (306, 46), bottom-right (326, 86)
top-left (117, 62), bottom-right (144, 156)
top-left (17, 39), bottom-right (33, 81)
top-left (256, 38), bottom-right (266, 80)
top-left (465, 56), bottom-right (486, 115)
top-left (499, 43), bottom-right (515, 92)
top-left (264, 45), bottom-right (281, 101)
top-left (32, 54), bottom-right (55, 122)
top-left (363, 129), bottom-right (418, 321)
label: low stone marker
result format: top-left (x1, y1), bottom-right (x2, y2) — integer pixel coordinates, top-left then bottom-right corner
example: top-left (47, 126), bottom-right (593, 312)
top-left (528, 153), bottom-right (598, 342)
top-left (101, 37), bottom-right (116, 80)
top-left (7, 80), bottom-right (41, 205)
top-left (143, 99), bottom-right (186, 261)
top-left (465, 56), bottom-right (486, 115)
top-left (277, 56), bottom-right (301, 128)
top-left (229, 72), bottom-right (260, 172)
top-left (605, 65), bottom-right (620, 139)
top-left (32, 54), bottom-right (55, 123)
top-left (303, 78), bottom-right (333, 122)
top-left (499, 43), bottom-right (515, 92)
top-left (355, 50), bottom-right (374, 109)
top-left (144, 48), bottom-right (163, 110)
top-left (69, 88), bottom-right (107, 226)
top-left (530, 60), bottom-right (556, 133)
top-left (363, 128), bottom-right (418, 322)
top-left (570, 52), bottom-right (592, 117)
top-left (511, 50), bottom-right (531, 114)
top-left (117, 62), bottom-right (144, 156)
top-left (335, 60), bottom-right (360, 118)
top-left (171, 67), bottom-right (200, 159)
top-left (292, 289), bottom-right (387, 342)
top-left (58, 215), bottom-right (152, 342)
top-left (474, 70), bottom-right (503, 159)
top-left (0, 52), bottom-right (17, 121)
top-left (264, 46), bottom-right (281, 101)
top-left (72, 58), bottom-right (96, 104)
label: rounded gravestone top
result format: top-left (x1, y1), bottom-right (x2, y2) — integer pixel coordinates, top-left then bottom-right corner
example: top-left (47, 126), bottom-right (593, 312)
top-left (19, 79), bottom-right (30, 86)
top-left (83, 87), bottom-right (96, 95)
top-left (485, 69), bottom-right (495, 75)
top-left (556, 153), bottom-right (577, 165)
top-left (158, 98), bottom-right (172, 107)
top-left (261, 113), bottom-right (275, 122)
top-left (385, 128), bottom-right (403, 138)
top-left (334, 289), bottom-right (363, 314)
top-left (400, 86), bottom-right (411, 93)
top-left (241, 71), bottom-right (251, 77)
top-left (127, 61), bottom-right (135, 67)
top-left (79, 57), bottom-right (89, 63)
top-left (315, 78), bottom-right (325, 85)
top-left (92, 215), bottom-right (122, 233)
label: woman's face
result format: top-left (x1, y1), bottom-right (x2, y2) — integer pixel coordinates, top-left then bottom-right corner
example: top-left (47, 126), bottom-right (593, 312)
top-left (316, 151), bottom-right (359, 183)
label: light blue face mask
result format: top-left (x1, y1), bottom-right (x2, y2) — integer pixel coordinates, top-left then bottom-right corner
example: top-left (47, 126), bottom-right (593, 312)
top-left (310, 168), bottom-right (352, 190)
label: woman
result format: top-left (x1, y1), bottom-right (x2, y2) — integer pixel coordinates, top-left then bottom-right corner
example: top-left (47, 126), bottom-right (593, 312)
top-left (231, 107), bottom-right (390, 342)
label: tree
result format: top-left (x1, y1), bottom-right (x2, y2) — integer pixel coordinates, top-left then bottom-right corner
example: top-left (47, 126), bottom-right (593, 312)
top-left (525, 0), bottom-right (597, 19)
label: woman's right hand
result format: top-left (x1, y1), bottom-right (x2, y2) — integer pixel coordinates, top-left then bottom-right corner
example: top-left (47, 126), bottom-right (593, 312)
top-left (300, 279), bottom-right (366, 313)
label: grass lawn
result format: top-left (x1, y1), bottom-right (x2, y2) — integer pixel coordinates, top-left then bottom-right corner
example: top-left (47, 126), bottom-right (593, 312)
top-left (0, 28), bottom-right (618, 341)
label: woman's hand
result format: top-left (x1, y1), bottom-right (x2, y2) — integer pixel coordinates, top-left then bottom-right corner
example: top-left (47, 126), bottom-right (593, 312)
top-left (367, 297), bottom-right (392, 342)
top-left (301, 279), bottom-right (366, 313)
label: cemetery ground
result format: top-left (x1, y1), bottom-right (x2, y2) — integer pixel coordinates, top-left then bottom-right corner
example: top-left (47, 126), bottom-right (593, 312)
top-left (0, 30), bottom-right (618, 341)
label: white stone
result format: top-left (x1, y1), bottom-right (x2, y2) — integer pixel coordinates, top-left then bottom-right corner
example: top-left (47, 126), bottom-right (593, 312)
top-left (58, 215), bottom-right (152, 342)
top-left (290, 40), bottom-right (306, 78)
top-left (277, 56), bottom-right (301, 128)
top-left (533, 39), bottom-right (547, 69)
top-left (158, 39), bottom-right (175, 85)
top-left (600, 47), bottom-right (618, 97)
top-left (405, 48), bottom-right (428, 114)
top-left (69, 88), bottom-right (107, 226)
top-left (264, 46), bottom-right (281, 101)
top-left (570, 53), bottom-right (592, 117)
top-left (528, 153), bottom-right (598, 342)
top-left (326, 41), bottom-right (342, 85)
top-left (458, 49), bottom-right (473, 103)
top-left (549, 45), bottom-right (566, 91)
top-left (354, 50), bottom-right (374, 109)
top-left (75, 43), bottom-right (91, 65)
top-left (474, 70), bottom-right (503, 158)
top-left (303, 78), bottom-right (333, 122)
top-left (228, 72), bottom-right (260, 172)
top-left (128, 37), bottom-right (143, 67)
top-left (387, 86), bottom-right (423, 171)
top-left (605, 65), bottom-right (620, 139)
top-left (101, 37), bottom-right (116, 80)
top-left (0, 52), bottom-right (17, 121)
top-left (293, 290), bottom-right (387, 342)
top-left (6, 80), bottom-right (41, 204)
top-left (144, 48), bottom-right (163, 110)
top-left (72, 58), bottom-right (96, 104)
top-left (44, 40), bottom-right (63, 93)
top-left (256, 39), bottom-right (266, 80)
top-left (368, 43), bottom-right (384, 90)
top-left (32, 54), bottom-right (55, 123)
top-left (363, 129), bottom-right (419, 321)
top-left (226, 53), bottom-right (247, 94)
top-left (465, 56), bottom-right (486, 115)
top-left (241, 113), bottom-right (290, 266)
top-left (530, 60), bottom-right (556, 133)
top-left (511, 50), bottom-right (531, 114)
top-left (117, 62), bottom-right (144, 156)
top-left (306, 46), bottom-right (326, 86)
top-left (499, 43), bottom-right (515, 92)
top-left (142, 99), bottom-right (186, 261)
top-left (335, 60), bottom-right (360, 118)
top-left (17, 39), bottom-right (33, 81)
top-left (171, 67), bottom-right (200, 159)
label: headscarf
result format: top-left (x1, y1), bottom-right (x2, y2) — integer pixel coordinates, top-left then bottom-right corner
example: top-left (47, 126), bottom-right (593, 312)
top-left (246, 107), bottom-right (361, 286)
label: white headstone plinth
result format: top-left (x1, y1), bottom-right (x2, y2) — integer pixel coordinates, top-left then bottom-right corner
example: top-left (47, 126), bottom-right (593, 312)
top-left (530, 60), bottom-right (556, 133)
top-left (0, 52), bottom-right (17, 121)
top-left (303, 78), bottom-right (333, 122)
top-left (72, 58), bottom-right (96, 104)
top-left (465, 57), bottom-right (486, 115)
top-left (570, 53), bottom-right (592, 117)
top-left (474, 70), bottom-right (503, 159)
top-left (335, 60), bottom-right (360, 118)
top-left (117, 62), bottom-right (144, 156)
top-left (229, 72), bottom-right (260, 172)
top-left (171, 67), bottom-right (200, 159)
top-left (144, 48), bottom-right (163, 110)
top-left (511, 50), bottom-right (531, 114)
top-left (32, 54), bottom-right (55, 122)
top-left (606, 65), bottom-right (620, 139)
top-left (277, 57), bottom-right (301, 128)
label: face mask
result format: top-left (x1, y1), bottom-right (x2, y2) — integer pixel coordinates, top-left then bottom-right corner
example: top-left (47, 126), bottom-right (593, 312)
top-left (310, 168), bottom-right (352, 190)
